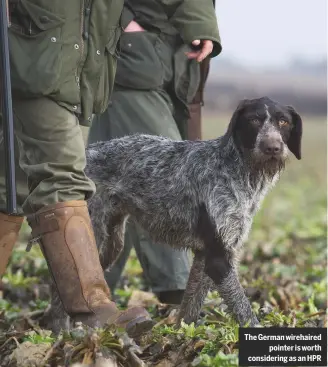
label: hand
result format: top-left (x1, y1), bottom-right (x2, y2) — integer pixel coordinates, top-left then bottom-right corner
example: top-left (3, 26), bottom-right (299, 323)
top-left (124, 20), bottom-right (145, 32)
top-left (185, 40), bottom-right (213, 62)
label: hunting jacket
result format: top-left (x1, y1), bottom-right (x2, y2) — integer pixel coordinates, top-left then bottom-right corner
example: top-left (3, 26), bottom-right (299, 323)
top-left (118, 0), bottom-right (222, 138)
top-left (8, 0), bottom-right (124, 125)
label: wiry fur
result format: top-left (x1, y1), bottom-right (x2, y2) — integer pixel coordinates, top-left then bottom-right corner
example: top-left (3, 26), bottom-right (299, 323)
top-left (46, 97), bottom-right (303, 332)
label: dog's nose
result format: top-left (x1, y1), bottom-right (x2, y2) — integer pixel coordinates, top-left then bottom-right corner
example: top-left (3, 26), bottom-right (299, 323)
top-left (260, 138), bottom-right (282, 156)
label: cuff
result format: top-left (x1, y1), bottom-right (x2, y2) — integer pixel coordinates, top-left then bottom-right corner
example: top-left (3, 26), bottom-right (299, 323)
top-left (193, 36), bottom-right (222, 58)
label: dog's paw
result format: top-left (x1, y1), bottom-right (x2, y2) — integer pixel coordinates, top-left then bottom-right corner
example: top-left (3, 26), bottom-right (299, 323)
top-left (250, 315), bottom-right (262, 327)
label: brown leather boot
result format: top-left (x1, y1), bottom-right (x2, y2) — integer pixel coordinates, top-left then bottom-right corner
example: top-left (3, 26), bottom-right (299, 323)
top-left (27, 200), bottom-right (153, 337)
top-left (0, 212), bottom-right (24, 278)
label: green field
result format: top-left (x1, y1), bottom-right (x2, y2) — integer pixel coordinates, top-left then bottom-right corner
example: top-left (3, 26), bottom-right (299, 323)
top-left (0, 115), bottom-right (326, 366)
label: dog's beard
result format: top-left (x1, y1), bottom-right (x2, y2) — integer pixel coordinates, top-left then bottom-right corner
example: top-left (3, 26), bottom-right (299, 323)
top-left (242, 149), bottom-right (287, 179)
top-left (256, 157), bottom-right (286, 177)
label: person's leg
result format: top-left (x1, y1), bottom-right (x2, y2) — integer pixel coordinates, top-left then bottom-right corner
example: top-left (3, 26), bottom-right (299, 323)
top-left (89, 89), bottom-right (191, 303)
top-left (0, 115), bottom-right (27, 278)
top-left (9, 96), bottom-right (151, 335)
top-left (13, 97), bottom-right (95, 213)
top-left (0, 213), bottom-right (24, 278)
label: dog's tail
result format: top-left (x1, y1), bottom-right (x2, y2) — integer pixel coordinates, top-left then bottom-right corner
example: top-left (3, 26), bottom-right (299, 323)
top-left (84, 141), bottom-right (109, 180)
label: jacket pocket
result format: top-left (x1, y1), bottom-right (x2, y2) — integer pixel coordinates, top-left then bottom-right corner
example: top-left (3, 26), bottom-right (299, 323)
top-left (9, 0), bottom-right (64, 96)
top-left (114, 31), bottom-right (164, 90)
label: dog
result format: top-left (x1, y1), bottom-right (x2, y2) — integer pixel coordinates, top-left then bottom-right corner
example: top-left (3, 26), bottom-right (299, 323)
top-left (47, 96), bottom-right (303, 331)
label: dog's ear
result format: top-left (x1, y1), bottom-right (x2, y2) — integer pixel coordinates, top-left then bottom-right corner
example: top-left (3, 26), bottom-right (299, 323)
top-left (286, 105), bottom-right (302, 160)
top-left (224, 99), bottom-right (250, 140)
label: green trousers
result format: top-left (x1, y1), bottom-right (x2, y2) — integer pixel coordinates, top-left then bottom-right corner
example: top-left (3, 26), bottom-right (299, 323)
top-left (89, 91), bottom-right (191, 294)
top-left (0, 96), bottom-right (95, 215)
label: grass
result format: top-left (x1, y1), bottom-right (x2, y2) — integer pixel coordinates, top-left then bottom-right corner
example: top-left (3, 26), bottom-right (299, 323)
top-left (0, 114), bottom-right (326, 366)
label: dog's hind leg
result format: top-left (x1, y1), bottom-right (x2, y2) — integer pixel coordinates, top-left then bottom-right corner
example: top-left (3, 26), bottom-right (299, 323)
top-left (40, 280), bottom-right (70, 334)
top-left (177, 251), bottom-right (211, 325)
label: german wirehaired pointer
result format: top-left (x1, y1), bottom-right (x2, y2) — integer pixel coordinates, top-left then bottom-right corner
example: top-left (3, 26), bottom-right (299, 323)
top-left (47, 96), bottom-right (302, 331)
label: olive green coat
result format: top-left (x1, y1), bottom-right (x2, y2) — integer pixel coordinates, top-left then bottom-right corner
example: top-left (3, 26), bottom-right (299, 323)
top-left (8, 0), bottom-right (124, 125)
top-left (117, 0), bottom-right (221, 138)
top-left (120, 0), bottom-right (221, 56)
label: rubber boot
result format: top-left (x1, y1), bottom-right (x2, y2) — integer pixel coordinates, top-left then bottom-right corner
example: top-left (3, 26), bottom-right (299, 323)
top-left (0, 212), bottom-right (24, 278)
top-left (27, 200), bottom-right (153, 337)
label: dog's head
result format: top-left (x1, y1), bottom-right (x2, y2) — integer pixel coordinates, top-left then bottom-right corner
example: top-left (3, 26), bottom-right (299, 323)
top-left (225, 96), bottom-right (302, 172)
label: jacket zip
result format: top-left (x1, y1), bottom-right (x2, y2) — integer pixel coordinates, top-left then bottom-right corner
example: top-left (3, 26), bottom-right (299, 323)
top-left (80, 0), bottom-right (85, 64)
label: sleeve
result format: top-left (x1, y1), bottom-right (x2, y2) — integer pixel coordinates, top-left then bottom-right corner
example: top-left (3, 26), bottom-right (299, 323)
top-left (168, 0), bottom-right (222, 57)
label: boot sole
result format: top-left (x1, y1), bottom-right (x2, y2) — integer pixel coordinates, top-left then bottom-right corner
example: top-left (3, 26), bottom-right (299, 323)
top-left (126, 317), bottom-right (155, 338)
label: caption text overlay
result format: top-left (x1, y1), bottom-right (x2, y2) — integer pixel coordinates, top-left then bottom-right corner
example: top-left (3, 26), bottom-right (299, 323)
top-left (239, 327), bottom-right (327, 366)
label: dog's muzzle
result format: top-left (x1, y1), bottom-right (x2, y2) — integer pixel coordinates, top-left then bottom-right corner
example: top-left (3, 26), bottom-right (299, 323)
top-left (259, 136), bottom-right (283, 158)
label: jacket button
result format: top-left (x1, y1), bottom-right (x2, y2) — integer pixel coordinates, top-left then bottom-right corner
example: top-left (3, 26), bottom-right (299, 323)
top-left (51, 37), bottom-right (57, 43)
top-left (72, 105), bottom-right (77, 110)
top-left (96, 50), bottom-right (101, 55)
top-left (39, 15), bottom-right (50, 23)
top-left (74, 44), bottom-right (79, 50)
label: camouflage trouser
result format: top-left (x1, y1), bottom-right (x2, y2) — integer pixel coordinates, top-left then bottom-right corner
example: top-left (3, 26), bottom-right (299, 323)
top-left (0, 96), bottom-right (95, 215)
top-left (89, 88), bottom-right (192, 294)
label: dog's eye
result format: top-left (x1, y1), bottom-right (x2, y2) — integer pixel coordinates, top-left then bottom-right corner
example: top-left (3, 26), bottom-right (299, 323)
top-left (279, 120), bottom-right (289, 127)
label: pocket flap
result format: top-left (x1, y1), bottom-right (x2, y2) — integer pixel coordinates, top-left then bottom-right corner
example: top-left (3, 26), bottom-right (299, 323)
top-left (19, 0), bottom-right (64, 31)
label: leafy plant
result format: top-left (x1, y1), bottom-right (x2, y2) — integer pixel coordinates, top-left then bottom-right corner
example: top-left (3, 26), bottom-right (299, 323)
top-left (23, 330), bottom-right (55, 344)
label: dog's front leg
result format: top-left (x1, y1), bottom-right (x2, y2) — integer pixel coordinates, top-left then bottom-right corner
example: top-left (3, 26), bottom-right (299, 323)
top-left (204, 244), bottom-right (259, 327)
